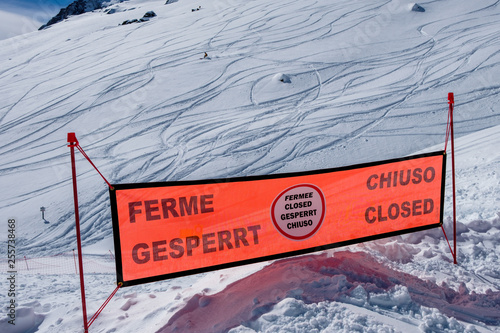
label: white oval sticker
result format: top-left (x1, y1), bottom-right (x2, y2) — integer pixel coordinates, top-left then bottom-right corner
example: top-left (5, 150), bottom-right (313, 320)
top-left (271, 184), bottom-right (326, 240)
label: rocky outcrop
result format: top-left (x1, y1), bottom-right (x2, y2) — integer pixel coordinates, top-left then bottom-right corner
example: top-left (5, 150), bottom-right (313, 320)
top-left (411, 3), bottom-right (425, 12)
top-left (39, 0), bottom-right (106, 30)
top-left (121, 11), bottom-right (157, 25)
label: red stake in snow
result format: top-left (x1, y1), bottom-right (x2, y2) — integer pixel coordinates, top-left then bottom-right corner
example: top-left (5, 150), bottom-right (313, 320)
top-left (448, 93), bottom-right (458, 265)
top-left (443, 93), bottom-right (458, 265)
top-left (68, 132), bottom-right (89, 332)
top-left (67, 132), bottom-right (122, 332)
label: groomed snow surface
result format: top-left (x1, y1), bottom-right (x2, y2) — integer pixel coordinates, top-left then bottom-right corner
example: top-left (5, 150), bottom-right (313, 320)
top-left (0, 0), bottom-right (499, 332)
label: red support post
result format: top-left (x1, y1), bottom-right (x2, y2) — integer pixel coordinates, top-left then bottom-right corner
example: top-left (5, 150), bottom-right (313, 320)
top-left (448, 93), bottom-right (458, 265)
top-left (68, 132), bottom-right (89, 332)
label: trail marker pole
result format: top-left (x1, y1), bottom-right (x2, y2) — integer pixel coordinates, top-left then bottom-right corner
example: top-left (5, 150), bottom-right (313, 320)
top-left (68, 133), bottom-right (89, 333)
top-left (24, 256), bottom-right (29, 271)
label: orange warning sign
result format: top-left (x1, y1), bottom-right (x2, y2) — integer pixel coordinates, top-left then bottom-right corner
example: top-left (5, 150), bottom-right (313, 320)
top-left (110, 151), bottom-right (446, 286)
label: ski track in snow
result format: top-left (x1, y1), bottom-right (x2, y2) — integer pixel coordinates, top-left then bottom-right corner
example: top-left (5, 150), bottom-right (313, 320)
top-left (0, 0), bottom-right (500, 332)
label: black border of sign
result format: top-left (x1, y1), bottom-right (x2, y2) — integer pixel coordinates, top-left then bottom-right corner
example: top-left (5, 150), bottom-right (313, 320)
top-left (109, 150), bottom-right (446, 287)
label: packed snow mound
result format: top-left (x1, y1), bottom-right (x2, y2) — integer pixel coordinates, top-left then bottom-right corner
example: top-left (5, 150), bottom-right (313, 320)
top-left (158, 251), bottom-right (500, 332)
top-left (252, 70), bottom-right (320, 105)
top-left (229, 298), bottom-right (408, 333)
top-left (229, 298), bottom-right (481, 333)
top-left (272, 73), bottom-right (291, 84)
top-left (0, 307), bottom-right (44, 333)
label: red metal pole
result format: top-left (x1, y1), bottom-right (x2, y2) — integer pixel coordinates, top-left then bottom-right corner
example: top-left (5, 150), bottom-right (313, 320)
top-left (448, 93), bottom-right (458, 265)
top-left (68, 132), bottom-right (89, 332)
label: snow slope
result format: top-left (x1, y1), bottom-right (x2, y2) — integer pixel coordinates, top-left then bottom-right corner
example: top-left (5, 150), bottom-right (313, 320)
top-left (0, 0), bottom-right (499, 332)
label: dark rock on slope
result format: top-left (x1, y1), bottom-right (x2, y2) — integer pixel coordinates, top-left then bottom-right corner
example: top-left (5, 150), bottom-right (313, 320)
top-left (39, 0), bottom-right (106, 30)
